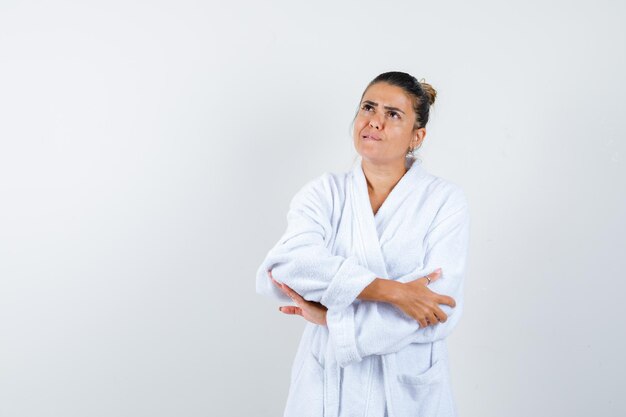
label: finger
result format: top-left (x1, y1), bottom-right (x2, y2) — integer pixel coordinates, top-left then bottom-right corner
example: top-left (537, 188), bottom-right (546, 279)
top-left (268, 274), bottom-right (290, 296)
top-left (277, 285), bottom-right (292, 299)
top-left (282, 285), bottom-right (298, 303)
top-left (436, 294), bottom-right (456, 308)
top-left (416, 315), bottom-right (428, 328)
top-left (414, 268), bottom-right (442, 286)
top-left (266, 271), bottom-right (296, 300)
top-left (279, 306), bottom-right (303, 316)
top-left (274, 282), bottom-right (291, 298)
top-left (268, 270), bottom-right (281, 286)
top-left (426, 311), bottom-right (438, 327)
top-left (426, 268), bottom-right (443, 284)
top-left (281, 283), bottom-right (305, 304)
top-left (270, 276), bottom-right (282, 289)
top-left (432, 305), bottom-right (448, 323)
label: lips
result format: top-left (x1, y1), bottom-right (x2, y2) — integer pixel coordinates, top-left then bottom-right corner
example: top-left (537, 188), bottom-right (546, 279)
top-left (362, 133), bottom-right (381, 141)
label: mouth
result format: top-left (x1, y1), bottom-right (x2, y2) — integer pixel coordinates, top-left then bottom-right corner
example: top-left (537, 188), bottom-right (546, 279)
top-left (362, 134), bottom-right (382, 141)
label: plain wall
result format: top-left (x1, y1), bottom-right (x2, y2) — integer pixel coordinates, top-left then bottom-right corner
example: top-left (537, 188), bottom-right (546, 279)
top-left (1, 1), bottom-right (625, 416)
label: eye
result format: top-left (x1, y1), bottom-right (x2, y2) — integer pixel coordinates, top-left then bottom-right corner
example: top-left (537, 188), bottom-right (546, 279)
top-left (361, 104), bottom-right (374, 111)
top-left (388, 111), bottom-right (400, 119)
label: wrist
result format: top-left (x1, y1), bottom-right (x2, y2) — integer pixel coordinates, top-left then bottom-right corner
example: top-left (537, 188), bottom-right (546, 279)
top-left (359, 278), bottom-right (403, 304)
top-left (383, 280), bottom-right (403, 305)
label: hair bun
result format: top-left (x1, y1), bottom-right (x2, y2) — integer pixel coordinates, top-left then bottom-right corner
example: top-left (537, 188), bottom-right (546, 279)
top-left (418, 79), bottom-right (437, 106)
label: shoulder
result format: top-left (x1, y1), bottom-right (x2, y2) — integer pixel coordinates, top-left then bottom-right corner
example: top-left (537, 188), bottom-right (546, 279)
top-left (293, 169), bottom-right (350, 200)
top-left (289, 171), bottom-right (349, 212)
top-left (420, 172), bottom-right (469, 221)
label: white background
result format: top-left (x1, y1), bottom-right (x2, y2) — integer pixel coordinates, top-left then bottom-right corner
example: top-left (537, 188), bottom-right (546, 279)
top-left (1, 1), bottom-right (625, 416)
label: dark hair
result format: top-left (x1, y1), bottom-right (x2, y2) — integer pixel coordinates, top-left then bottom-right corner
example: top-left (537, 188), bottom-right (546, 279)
top-left (357, 71), bottom-right (437, 129)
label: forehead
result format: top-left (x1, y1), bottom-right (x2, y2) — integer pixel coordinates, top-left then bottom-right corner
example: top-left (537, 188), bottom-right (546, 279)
top-left (362, 82), bottom-right (414, 110)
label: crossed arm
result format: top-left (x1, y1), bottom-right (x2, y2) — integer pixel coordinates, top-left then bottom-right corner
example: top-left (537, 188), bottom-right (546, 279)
top-left (255, 176), bottom-right (470, 367)
top-left (255, 176), bottom-right (382, 311)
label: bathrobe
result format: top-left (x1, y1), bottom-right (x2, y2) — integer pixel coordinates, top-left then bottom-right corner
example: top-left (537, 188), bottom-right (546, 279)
top-left (256, 155), bottom-right (470, 417)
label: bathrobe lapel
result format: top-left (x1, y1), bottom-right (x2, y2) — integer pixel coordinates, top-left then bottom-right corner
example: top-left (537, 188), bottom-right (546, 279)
top-left (350, 154), bottom-right (425, 276)
top-left (324, 156), bottom-right (426, 417)
top-left (348, 155), bottom-right (425, 417)
top-left (349, 160), bottom-right (388, 279)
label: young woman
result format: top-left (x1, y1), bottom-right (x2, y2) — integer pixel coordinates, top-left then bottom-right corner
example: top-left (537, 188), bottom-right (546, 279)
top-left (256, 71), bottom-right (470, 417)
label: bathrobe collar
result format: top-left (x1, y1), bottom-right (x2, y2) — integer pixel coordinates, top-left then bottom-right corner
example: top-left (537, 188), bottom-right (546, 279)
top-left (353, 155), bottom-right (424, 221)
top-left (349, 155), bottom-right (425, 278)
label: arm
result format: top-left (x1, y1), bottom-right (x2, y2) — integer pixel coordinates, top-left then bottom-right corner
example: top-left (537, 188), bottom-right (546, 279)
top-left (255, 175), bottom-right (380, 310)
top-left (326, 197), bottom-right (471, 367)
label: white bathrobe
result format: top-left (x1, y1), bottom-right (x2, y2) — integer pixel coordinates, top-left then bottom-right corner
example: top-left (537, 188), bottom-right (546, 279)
top-left (256, 155), bottom-right (470, 417)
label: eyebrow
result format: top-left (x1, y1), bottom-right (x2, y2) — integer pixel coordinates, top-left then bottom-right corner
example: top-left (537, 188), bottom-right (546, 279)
top-left (362, 100), bottom-right (406, 115)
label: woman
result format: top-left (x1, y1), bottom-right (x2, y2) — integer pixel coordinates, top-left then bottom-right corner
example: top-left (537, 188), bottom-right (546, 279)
top-left (255, 71), bottom-right (470, 417)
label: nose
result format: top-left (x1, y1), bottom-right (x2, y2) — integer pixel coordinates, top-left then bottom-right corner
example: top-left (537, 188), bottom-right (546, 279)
top-left (369, 115), bottom-right (382, 129)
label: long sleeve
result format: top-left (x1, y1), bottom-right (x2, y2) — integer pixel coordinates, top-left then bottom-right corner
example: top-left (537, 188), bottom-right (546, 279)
top-left (326, 194), bottom-right (471, 367)
top-left (255, 174), bottom-right (379, 310)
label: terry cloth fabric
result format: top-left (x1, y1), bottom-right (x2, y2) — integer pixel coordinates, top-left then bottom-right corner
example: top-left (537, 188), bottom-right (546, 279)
top-left (256, 155), bottom-right (470, 417)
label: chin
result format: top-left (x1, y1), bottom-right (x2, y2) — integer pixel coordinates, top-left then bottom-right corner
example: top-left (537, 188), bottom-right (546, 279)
top-left (357, 148), bottom-right (385, 162)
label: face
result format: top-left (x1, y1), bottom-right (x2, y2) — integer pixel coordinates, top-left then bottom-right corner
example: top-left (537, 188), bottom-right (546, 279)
top-left (353, 82), bottom-right (426, 165)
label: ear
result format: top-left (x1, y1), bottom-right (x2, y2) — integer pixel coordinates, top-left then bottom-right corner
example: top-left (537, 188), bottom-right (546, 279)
top-left (413, 127), bottom-right (426, 148)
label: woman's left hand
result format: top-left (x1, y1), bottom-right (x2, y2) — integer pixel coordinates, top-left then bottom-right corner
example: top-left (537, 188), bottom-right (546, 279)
top-left (268, 270), bottom-right (327, 326)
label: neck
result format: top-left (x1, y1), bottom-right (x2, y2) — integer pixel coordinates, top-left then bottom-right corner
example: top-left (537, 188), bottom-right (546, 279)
top-left (361, 157), bottom-right (408, 196)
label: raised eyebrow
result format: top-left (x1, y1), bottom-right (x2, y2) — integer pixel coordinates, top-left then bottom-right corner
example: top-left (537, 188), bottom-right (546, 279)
top-left (362, 100), bottom-right (406, 115)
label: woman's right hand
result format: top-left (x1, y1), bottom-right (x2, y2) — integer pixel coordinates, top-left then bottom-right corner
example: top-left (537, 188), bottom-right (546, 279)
top-left (391, 268), bottom-right (456, 328)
